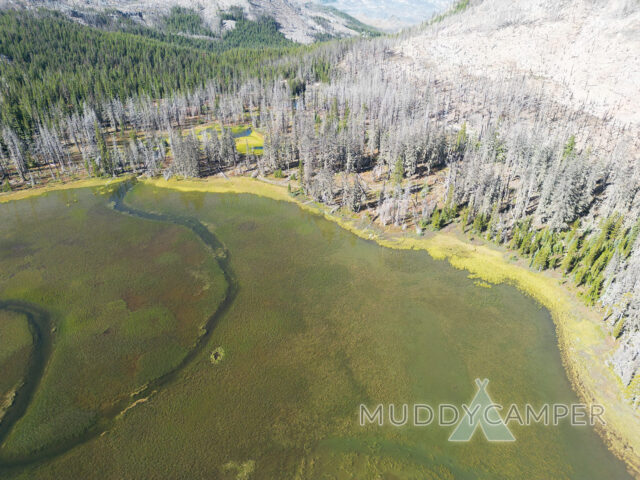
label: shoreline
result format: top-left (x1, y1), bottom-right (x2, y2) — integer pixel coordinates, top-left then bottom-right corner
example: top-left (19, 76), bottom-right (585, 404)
top-left (0, 177), bottom-right (130, 204)
top-left (2, 175), bottom-right (639, 476)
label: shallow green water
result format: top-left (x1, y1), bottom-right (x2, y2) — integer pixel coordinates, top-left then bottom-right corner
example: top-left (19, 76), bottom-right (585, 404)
top-left (0, 184), bottom-right (631, 479)
top-left (0, 186), bottom-right (227, 464)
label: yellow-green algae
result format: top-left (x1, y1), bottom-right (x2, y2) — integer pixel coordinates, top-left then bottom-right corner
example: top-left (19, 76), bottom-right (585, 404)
top-left (0, 176), bottom-right (130, 204)
top-left (141, 175), bottom-right (640, 476)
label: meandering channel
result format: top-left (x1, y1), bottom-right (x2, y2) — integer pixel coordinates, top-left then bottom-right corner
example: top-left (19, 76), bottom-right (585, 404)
top-left (0, 301), bottom-right (53, 454)
top-left (0, 180), bottom-right (238, 470)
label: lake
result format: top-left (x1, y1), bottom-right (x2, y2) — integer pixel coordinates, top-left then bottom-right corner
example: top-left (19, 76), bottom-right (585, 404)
top-left (0, 183), bottom-right (630, 479)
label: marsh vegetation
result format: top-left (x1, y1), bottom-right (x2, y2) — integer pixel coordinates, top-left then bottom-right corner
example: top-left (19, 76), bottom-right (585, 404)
top-left (0, 184), bottom-right (631, 478)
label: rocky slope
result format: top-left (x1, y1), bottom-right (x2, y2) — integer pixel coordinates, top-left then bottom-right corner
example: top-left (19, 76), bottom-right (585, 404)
top-left (0, 0), bottom-right (372, 42)
top-left (304, 0), bottom-right (454, 31)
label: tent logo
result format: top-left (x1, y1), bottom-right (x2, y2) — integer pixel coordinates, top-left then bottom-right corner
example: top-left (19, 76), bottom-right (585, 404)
top-left (358, 378), bottom-right (606, 441)
top-left (448, 378), bottom-right (515, 442)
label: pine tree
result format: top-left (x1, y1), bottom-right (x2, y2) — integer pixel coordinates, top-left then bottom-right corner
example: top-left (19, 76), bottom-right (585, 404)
top-left (392, 157), bottom-right (404, 185)
top-left (95, 121), bottom-right (112, 176)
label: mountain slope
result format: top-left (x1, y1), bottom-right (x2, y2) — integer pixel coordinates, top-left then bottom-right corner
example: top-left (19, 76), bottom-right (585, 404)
top-left (307, 0), bottom-right (454, 31)
top-left (395, 0), bottom-right (640, 148)
top-left (0, 8), bottom-right (303, 134)
top-left (1, 0), bottom-right (378, 43)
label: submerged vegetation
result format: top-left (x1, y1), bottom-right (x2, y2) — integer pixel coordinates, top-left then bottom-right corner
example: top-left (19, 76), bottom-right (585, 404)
top-left (0, 185), bottom-right (228, 461)
top-left (1, 182), bottom-right (630, 478)
top-left (0, 310), bottom-right (32, 421)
